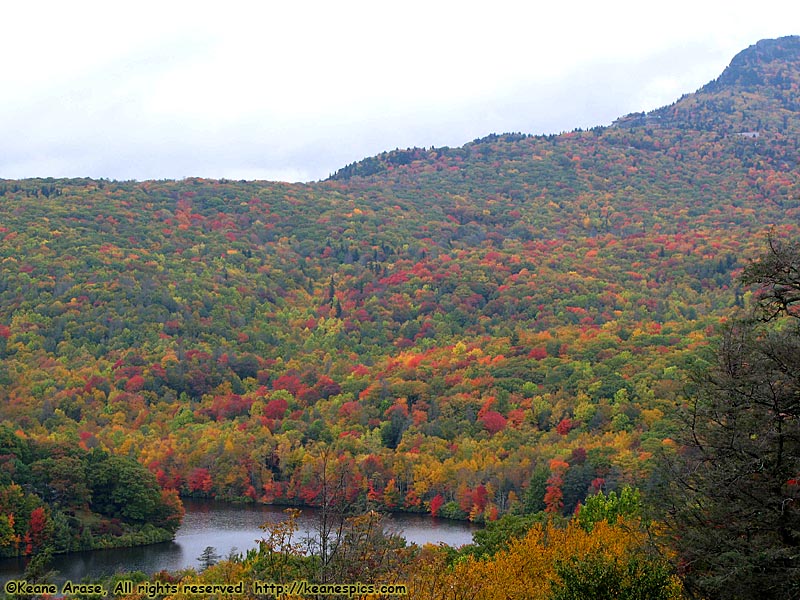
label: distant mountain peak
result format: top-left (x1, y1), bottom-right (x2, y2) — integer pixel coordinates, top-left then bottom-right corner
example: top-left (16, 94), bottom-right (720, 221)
top-left (330, 36), bottom-right (800, 180)
top-left (703, 35), bottom-right (800, 92)
top-left (617, 35), bottom-right (800, 133)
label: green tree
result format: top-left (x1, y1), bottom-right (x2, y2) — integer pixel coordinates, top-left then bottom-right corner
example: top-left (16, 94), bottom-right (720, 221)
top-left (460, 513), bottom-right (545, 559)
top-left (29, 456), bottom-right (91, 507)
top-left (87, 453), bottom-right (162, 522)
top-left (198, 546), bottom-right (221, 571)
top-left (576, 486), bottom-right (642, 532)
top-left (551, 552), bottom-right (679, 600)
top-left (522, 466), bottom-right (549, 514)
top-left (659, 238), bottom-right (800, 600)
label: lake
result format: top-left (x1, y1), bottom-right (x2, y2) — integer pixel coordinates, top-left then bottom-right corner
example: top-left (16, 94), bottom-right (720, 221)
top-left (0, 500), bottom-right (478, 583)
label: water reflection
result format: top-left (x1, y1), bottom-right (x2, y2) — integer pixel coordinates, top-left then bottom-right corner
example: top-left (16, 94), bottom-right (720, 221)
top-left (0, 500), bottom-right (478, 583)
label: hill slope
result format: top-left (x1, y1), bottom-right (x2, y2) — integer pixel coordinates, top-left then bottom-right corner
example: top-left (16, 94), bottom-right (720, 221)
top-left (1, 37), bottom-right (800, 551)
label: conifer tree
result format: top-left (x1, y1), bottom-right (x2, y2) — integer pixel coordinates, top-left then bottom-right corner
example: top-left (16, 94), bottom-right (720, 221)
top-left (660, 237), bottom-right (800, 600)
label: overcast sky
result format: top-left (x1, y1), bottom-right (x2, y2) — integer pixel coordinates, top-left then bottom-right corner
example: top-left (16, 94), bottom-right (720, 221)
top-left (1, 1), bottom-right (798, 183)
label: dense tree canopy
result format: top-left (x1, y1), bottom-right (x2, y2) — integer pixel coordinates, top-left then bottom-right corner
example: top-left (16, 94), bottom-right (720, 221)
top-left (0, 428), bottom-right (183, 557)
top-left (660, 238), bottom-right (800, 599)
top-left (1, 38), bottom-right (800, 575)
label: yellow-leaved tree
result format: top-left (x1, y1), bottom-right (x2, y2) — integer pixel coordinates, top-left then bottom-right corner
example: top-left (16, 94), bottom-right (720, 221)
top-left (406, 518), bottom-right (682, 600)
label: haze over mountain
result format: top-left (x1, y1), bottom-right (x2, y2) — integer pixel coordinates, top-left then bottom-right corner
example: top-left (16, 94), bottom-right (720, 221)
top-left (1, 36), bottom-right (799, 561)
top-left (2, 1), bottom-right (798, 183)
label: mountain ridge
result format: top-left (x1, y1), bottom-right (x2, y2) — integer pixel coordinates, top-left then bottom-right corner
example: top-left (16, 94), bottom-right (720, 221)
top-left (1, 36), bottom-right (800, 554)
top-left (704, 34), bottom-right (800, 93)
top-left (330, 35), bottom-right (800, 181)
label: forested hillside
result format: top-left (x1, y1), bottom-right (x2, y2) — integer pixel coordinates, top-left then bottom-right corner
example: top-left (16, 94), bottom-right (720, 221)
top-left (1, 36), bottom-right (799, 560)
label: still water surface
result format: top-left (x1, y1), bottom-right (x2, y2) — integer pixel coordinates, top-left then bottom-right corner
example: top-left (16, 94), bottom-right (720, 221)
top-left (1, 500), bottom-right (478, 583)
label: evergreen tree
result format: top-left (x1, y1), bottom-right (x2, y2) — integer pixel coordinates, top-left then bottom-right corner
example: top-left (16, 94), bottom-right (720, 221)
top-left (198, 546), bottom-right (221, 571)
top-left (659, 237), bottom-right (800, 599)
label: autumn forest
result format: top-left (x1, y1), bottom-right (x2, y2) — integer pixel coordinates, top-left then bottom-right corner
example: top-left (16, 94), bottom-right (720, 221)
top-left (2, 36), bottom-right (800, 599)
